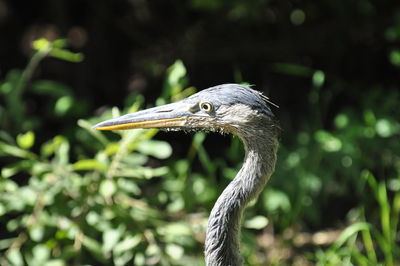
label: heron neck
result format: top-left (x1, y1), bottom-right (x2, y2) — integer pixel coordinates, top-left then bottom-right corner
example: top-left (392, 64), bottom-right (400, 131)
top-left (205, 132), bottom-right (278, 266)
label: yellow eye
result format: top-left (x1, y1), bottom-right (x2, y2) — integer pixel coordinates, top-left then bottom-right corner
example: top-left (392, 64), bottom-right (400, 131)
top-left (199, 102), bottom-right (213, 112)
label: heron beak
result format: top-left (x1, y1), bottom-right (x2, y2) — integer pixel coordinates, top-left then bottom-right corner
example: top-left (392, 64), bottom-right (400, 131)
top-left (93, 102), bottom-right (192, 131)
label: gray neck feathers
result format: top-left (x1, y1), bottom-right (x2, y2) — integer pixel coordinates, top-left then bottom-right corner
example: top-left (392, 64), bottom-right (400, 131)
top-left (204, 121), bottom-right (279, 266)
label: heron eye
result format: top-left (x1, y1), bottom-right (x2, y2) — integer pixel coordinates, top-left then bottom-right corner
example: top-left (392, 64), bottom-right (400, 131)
top-left (199, 102), bottom-right (213, 112)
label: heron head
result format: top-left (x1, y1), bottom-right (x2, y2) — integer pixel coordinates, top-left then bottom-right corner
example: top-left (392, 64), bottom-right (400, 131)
top-left (94, 84), bottom-right (277, 136)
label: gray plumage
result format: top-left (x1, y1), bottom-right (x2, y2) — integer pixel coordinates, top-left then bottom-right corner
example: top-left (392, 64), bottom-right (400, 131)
top-left (94, 84), bottom-right (280, 266)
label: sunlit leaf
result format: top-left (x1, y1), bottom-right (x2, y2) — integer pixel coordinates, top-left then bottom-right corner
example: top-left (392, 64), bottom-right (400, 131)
top-left (55, 96), bottom-right (73, 116)
top-left (50, 48), bottom-right (84, 63)
top-left (32, 38), bottom-right (50, 51)
top-left (191, 174), bottom-right (217, 203)
top-left (54, 136), bottom-right (70, 165)
top-left (82, 236), bottom-right (105, 260)
top-left (375, 119), bottom-right (396, 138)
top-left (333, 222), bottom-right (371, 249)
top-left (73, 159), bottom-right (107, 171)
top-left (103, 227), bottom-right (123, 253)
top-left (262, 189), bottom-right (291, 213)
top-left (7, 249), bottom-right (24, 266)
top-left (121, 153), bottom-right (148, 166)
top-left (86, 211), bottom-right (101, 226)
top-left (16, 131), bottom-right (35, 149)
top-left (32, 244), bottom-right (50, 264)
top-left (1, 167), bottom-right (18, 178)
top-left (135, 140), bottom-right (172, 159)
top-left (119, 166), bottom-right (169, 179)
top-left (114, 235), bottom-right (141, 255)
top-left (117, 178), bottom-right (141, 195)
top-left (0, 238), bottom-right (13, 250)
top-left (312, 70), bottom-right (325, 88)
top-left (167, 197), bottom-right (184, 212)
top-left (166, 60), bottom-right (186, 91)
top-left (315, 130), bottom-right (342, 152)
top-left (0, 141), bottom-right (36, 159)
top-left (30, 225), bottom-right (45, 242)
top-left (44, 259), bottom-right (65, 266)
top-left (52, 39), bottom-right (67, 48)
top-left (100, 179), bottom-right (117, 197)
top-left (104, 142), bottom-right (120, 155)
top-left (20, 187), bottom-right (37, 206)
top-left (134, 253), bottom-right (145, 266)
top-left (286, 152), bottom-right (300, 168)
top-left (389, 50), bottom-right (400, 66)
top-left (77, 119), bottom-right (109, 146)
top-left (334, 114), bottom-right (349, 129)
top-left (0, 204), bottom-right (5, 216)
top-left (157, 222), bottom-right (191, 237)
top-left (166, 244), bottom-right (184, 260)
top-left (113, 252), bottom-right (133, 266)
top-left (244, 215), bottom-right (269, 229)
top-left (145, 243), bottom-right (160, 256)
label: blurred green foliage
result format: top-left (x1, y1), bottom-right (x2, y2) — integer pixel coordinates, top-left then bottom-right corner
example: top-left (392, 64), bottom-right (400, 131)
top-left (1, 29), bottom-right (400, 266)
top-left (0, 45), bottom-right (209, 265)
top-left (0, 38), bottom-right (85, 136)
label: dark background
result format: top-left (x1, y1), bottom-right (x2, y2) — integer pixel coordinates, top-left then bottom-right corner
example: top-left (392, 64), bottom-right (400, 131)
top-left (0, 0), bottom-right (399, 265)
top-left (2, 0), bottom-right (397, 117)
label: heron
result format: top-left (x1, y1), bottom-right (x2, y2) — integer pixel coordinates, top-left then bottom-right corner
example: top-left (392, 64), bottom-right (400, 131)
top-left (94, 84), bottom-right (279, 266)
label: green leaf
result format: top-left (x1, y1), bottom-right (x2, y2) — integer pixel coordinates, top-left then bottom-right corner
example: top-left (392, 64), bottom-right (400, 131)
top-left (1, 166), bottom-right (18, 178)
top-left (157, 222), bottom-right (191, 237)
top-left (334, 113), bottom-right (349, 129)
top-left (99, 179), bottom-right (117, 197)
top-left (103, 227), bottom-right (123, 253)
top-left (32, 38), bottom-right (51, 51)
top-left (166, 60), bottom-right (186, 89)
top-left (389, 49), bottom-right (400, 66)
top-left (244, 215), bottom-right (269, 229)
top-left (7, 249), bottom-right (24, 266)
top-left (49, 48), bottom-right (84, 63)
top-left (135, 140), bottom-right (172, 159)
top-left (54, 136), bottom-right (70, 165)
top-left (113, 235), bottom-right (141, 255)
top-left (262, 189), bottom-right (291, 213)
top-left (52, 39), bottom-right (67, 48)
top-left (73, 159), bottom-right (107, 171)
top-left (32, 244), bottom-right (51, 264)
top-left (315, 130), bottom-right (342, 152)
top-left (117, 178), bottom-right (141, 195)
top-left (332, 222), bottom-right (370, 249)
top-left (16, 131), bottom-right (35, 149)
top-left (375, 119), bottom-right (396, 138)
top-left (54, 96), bottom-right (73, 116)
top-left (86, 211), bottom-right (101, 226)
top-left (119, 166), bottom-right (169, 179)
top-left (77, 119), bottom-right (109, 146)
top-left (82, 236), bottom-right (105, 261)
top-left (166, 244), bottom-right (184, 260)
top-left (113, 252), bottom-right (133, 266)
top-left (312, 70), bottom-right (325, 88)
top-left (0, 204), bottom-right (6, 216)
top-left (31, 80), bottom-right (71, 97)
top-left (121, 153), bottom-right (148, 166)
top-left (0, 238), bottom-right (13, 250)
top-left (44, 260), bottom-right (65, 266)
top-left (30, 225), bottom-right (45, 242)
top-left (1, 160), bottom-right (33, 179)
